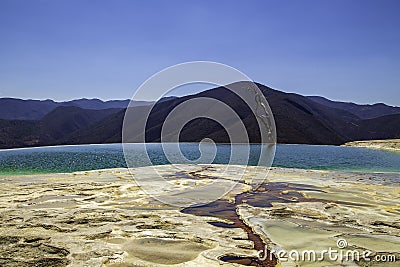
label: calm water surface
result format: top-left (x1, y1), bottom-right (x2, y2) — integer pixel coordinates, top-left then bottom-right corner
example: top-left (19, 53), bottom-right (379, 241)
top-left (0, 143), bottom-right (399, 175)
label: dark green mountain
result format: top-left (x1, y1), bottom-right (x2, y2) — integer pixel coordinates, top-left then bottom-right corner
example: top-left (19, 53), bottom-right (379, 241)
top-left (308, 96), bottom-right (400, 119)
top-left (1, 83), bottom-right (399, 149)
top-left (0, 106), bottom-right (119, 148)
top-left (0, 98), bottom-right (150, 120)
top-left (63, 83), bottom-right (400, 146)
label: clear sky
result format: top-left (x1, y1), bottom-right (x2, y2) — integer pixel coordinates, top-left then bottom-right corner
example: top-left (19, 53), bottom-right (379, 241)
top-left (0, 0), bottom-right (399, 105)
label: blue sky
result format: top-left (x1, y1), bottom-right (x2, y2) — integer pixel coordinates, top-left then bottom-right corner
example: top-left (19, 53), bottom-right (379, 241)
top-left (0, 0), bottom-right (399, 105)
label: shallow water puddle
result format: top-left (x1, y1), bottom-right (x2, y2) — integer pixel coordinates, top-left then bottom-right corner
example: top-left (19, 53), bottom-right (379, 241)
top-left (122, 237), bottom-right (212, 264)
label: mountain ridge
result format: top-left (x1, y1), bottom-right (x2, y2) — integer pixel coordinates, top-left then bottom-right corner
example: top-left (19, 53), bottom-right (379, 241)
top-left (0, 98), bottom-right (151, 120)
top-left (307, 95), bottom-right (400, 119)
top-left (63, 82), bottom-right (400, 146)
top-left (0, 106), bottom-right (119, 148)
top-left (1, 83), bottom-right (399, 149)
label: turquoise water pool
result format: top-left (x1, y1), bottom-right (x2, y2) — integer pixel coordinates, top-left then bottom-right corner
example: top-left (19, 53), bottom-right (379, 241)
top-left (0, 143), bottom-right (399, 175)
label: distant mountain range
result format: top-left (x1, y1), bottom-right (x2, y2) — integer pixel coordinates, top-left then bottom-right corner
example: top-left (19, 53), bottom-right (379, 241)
top-left (0, 98), bottom-right (151, 120)
top-left (1, 83), bottom-right (399, 149)
top-left (307, 96), bottom-right (400, 119)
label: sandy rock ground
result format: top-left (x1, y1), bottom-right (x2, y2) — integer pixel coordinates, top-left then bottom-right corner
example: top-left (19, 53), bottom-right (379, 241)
top-left (343, 139), bottom-right (400, 152)
top-left (0, 165), bottom-right (399, 266)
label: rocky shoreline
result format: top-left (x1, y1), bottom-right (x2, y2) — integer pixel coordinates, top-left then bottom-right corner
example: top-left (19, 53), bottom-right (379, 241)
top-left (0, 165), bottom-right (399, 266)
top-left (342, 139), bottom-right (400, 152)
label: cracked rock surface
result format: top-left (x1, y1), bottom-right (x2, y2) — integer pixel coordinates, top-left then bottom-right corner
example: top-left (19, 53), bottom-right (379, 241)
top-left (0, 165), bottom-right (254, 266)
top-left (0, 165), bottom-right (399, 266)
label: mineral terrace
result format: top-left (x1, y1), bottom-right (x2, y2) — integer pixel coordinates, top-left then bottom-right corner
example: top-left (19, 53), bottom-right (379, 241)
top-left (0, 165), bottom-right (399, 266)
